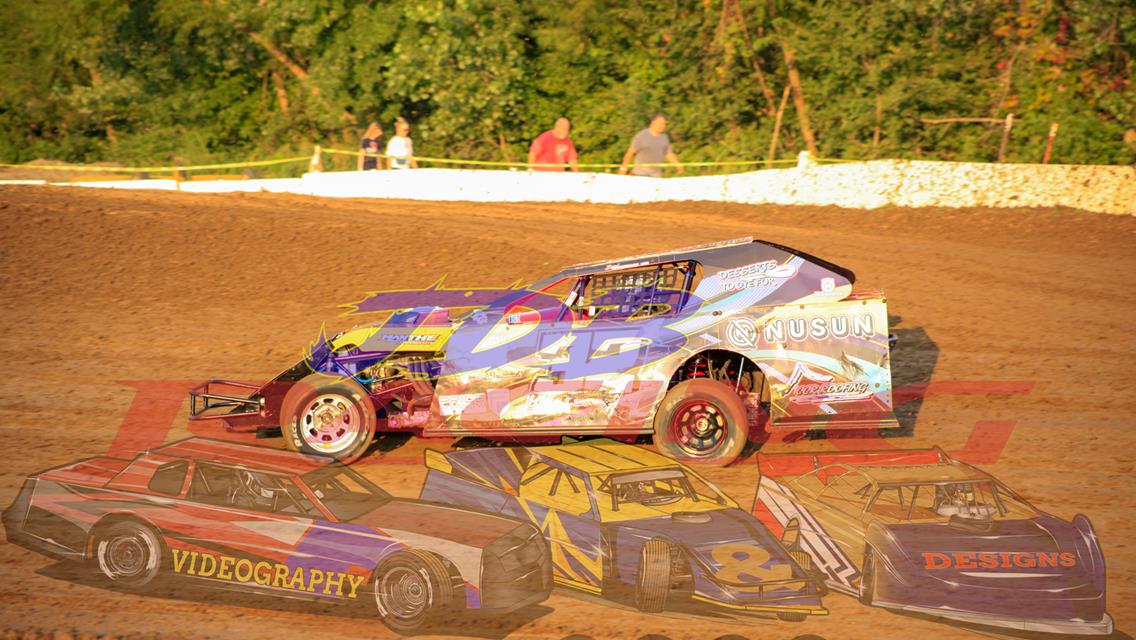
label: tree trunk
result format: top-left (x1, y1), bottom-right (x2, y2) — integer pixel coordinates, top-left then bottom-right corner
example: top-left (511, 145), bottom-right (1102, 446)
top-left (780, 43), bottom-right (819, 155)
top-left (272, 71), bottom-right (290, 112)
top-left (729, 0), bottom-right (778, 116)
top-left (246, 30), bottom-right (316, 95)
top-left (767, 85), bottom-right (792, 168)
top-left (872, 93), bottom-right (882, 156)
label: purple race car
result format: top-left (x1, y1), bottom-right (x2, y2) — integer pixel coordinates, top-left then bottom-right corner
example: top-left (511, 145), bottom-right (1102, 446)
top-left (752, 448), bottom-right (1112, 635)
top-left (419, 439), bottom-right (827, 620)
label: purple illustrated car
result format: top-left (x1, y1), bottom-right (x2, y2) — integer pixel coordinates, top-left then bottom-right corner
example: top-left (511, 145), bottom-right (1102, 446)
top-left (752, 447), bottom-right (1112, 635)
top-left (4, 438), bottom-right (552, 633)
top-left (419, 438), bottom-right (827, 620)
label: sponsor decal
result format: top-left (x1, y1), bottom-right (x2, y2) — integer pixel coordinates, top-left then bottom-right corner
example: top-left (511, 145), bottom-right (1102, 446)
top-left (921, 551), bottom-right (1076, 570)
top-left (782, 363), bottom-right (874, 405)
top-left (720, 260), bottom-right (798, 291)
top-left (814, 276), bottom-right (843, 297)
top-left (761, 313), bottom-right (875, 343)
top-left (439, 393), bottom-right (484, 416)
top-left (726, 317), bottom-right (759, 349)
top-left (381, 333), bottom-right (438, 344)
top-left (170, 549), bottom-right (367, 597)
top-left (790, 380), bottom-right (872, 404)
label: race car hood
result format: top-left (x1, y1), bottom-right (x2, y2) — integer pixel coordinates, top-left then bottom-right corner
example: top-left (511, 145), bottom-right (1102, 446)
top-left (333, 306), bottom-right (457, 354)
top-left (884, 515), bottom-right (1098, 587)
top-left (351, 499), bottom-right (522, 549)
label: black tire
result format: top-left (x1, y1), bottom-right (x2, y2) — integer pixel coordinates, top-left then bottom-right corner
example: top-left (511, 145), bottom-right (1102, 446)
top-left (280, 373), bottom-right (376, 463)
top-left (93, 520), bottom-right (164, 589)
top-left (373, 550), bottom-right (456, 633)
top-left (652, 379), bottom-right (748, 465)
top-left (859, 547), bottom-right (876, 605)
top-left (635, 540), bottom-right (673, 613)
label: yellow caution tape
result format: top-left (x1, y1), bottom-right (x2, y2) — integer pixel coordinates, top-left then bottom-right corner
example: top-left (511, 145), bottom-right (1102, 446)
top-left (321, 147), bottom-right (802, 169)
top-left (1, 147), bottom-right (860, 177)
top-left (0, 155), bottom-right (311, 173)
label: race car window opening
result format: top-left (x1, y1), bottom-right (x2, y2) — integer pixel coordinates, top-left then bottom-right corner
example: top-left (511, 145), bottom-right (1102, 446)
top-left (188, 463), bottom-right (319, 517)
top-left (302, 466), bottom-right (392, 521)
top-left (148, 461), bottom-right (188, 496)
top-left (595, 468), bottom-right (721, 512)
top-left (864, 481), bottom-right (1033, 521)
top-left (568, 261), bottom-right (699, 322)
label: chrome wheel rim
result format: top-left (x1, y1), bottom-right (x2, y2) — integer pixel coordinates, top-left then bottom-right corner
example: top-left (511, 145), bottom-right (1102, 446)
top-left (376, 566), bottom-right (430, 620)
top-left (99, 532), bottom-right (155, 580)
top-left (300, 393), bottom-right (362, 454)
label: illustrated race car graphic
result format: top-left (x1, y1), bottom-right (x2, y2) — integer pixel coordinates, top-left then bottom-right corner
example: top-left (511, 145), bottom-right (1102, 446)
top-left (418, 439), bottom-right (826, 620)
top-left (190, 236), bottom-right (898, 464)
top-left (751, 448), bottom-right (1112, 635)
top-left (3, 438), bottom-right (551, 633)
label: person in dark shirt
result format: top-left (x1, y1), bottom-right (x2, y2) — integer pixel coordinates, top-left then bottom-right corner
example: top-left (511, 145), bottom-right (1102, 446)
top-left (358, 122), bottom-right (384, 171)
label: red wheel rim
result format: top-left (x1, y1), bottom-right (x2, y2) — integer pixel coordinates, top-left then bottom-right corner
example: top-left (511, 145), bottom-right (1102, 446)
top-left (670, 400), bottom-right (727, 457)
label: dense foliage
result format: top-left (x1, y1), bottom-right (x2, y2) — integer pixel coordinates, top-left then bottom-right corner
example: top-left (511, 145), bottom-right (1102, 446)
top-left (1, 0), bottom-right (1132, 171)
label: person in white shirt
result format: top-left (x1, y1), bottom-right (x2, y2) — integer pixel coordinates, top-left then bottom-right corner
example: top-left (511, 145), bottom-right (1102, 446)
top-left (385, 117), bottom-right (418, 169)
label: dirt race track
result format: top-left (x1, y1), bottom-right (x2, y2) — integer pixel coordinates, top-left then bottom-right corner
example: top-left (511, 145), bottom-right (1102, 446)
top-left (0, 185), bottom-right (1133, 640)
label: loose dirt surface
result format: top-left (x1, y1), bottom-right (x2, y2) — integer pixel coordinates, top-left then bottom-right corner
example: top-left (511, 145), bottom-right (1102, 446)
top-left (1, 185), bottom-right (1133, 640)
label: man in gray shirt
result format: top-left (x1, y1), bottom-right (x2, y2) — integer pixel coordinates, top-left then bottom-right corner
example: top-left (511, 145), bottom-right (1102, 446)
top-left (618, 114), bottom-right (683, 177)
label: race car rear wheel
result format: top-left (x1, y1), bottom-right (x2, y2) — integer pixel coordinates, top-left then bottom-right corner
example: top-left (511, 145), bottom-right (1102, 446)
top-left (635, 539), bottom-right (673, 613)
top-left (373, 550), bottom-right (456, 633)
top-left (653, 379), bottom-right (747, 465)
top-left (280, 373), bottom-right (376, 463)
top-left (93, 520), bottom-right (164, 589)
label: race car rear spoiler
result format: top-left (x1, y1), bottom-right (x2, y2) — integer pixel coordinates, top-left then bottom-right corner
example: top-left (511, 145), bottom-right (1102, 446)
top-left (757, 447), bottom-right (950, 479)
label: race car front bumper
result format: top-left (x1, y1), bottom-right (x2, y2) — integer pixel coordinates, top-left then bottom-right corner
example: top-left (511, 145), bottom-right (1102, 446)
top-left (188, 379), bottom-right (265, 421)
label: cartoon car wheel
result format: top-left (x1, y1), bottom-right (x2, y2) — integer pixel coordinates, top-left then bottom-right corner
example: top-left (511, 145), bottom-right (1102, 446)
top-left (859, 547), bottom-right (877, 605)
top-left (635, 539), bottom-right (675, 612)
top-left (280, 373), bottom-right (376, 463)
top-left (373, 550), bottom-right (456, 633)
top-left (653, 379), bottom-right (748, 464)
top-left (93, 520), bottom-right (164, 589)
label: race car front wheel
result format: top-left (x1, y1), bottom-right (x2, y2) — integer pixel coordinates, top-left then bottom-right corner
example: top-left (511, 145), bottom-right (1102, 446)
top-left (93, 520), bottom-right (164, 589)
top-left (373, 550), bottom-right (456, 633)
top-left (653, 379), bottom-right (748, 465)
top-left (280, 373), bottom-right (376, 463)
top-left (635, 539), bottom-right (674, 612)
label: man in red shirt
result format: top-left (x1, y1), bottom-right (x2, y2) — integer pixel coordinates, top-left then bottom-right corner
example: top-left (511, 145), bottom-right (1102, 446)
top-left (528, 117), bottom-right (579, 171)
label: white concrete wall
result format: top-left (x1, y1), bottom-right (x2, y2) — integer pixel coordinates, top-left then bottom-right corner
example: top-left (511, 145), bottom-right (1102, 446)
top-left (56, 159), bottom-right (1135, 215)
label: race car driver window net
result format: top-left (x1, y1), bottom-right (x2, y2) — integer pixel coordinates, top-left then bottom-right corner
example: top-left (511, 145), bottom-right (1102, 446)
top-left (568, 261), bottom-right (700, 321)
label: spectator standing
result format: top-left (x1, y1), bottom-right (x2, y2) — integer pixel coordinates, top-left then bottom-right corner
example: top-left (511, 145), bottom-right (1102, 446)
top-left (386, 117), bottom-right (419, 169)
top-left (357, 122), bottom-right (384, 171)
top-left (618, 114), bottom-right (683, 177)
top-left (528, 117), bottom-right (579, 171)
